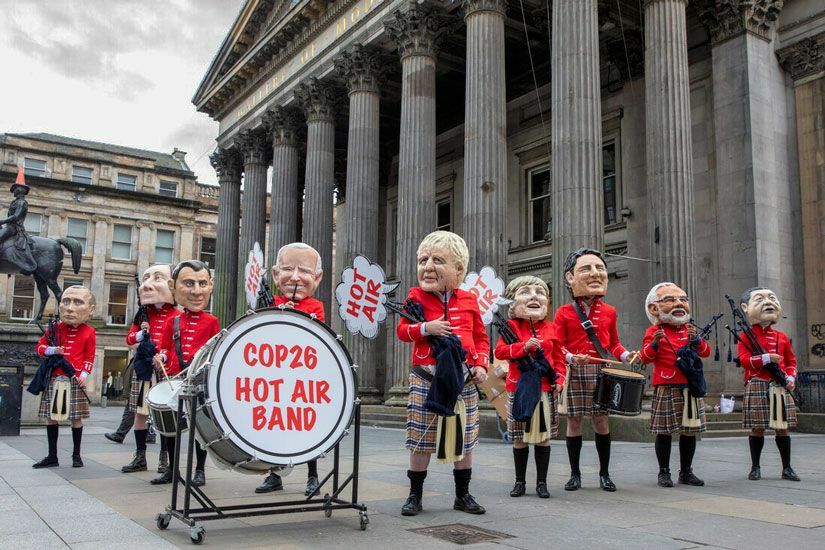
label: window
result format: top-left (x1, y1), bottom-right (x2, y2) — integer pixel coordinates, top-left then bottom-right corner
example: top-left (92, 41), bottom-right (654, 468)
top-left (436, 200), bottom-right (451, 231)
top-left (112, 224), bottom-right (133, 260)
top-left (603, 142), bottom-right (618, 226)
top-left (107, 283), bottom-right (129, 325)
top-left (24, 213), bottom-right (42, 236)
top-left (116, 173), bottom-right (137, 191)
top-left (155, 229), bottom-right (175, 264)
top-left (159, 180), bottom-right (178, 197)
top-left (11, 276), bottom-right (36, 320)
top-left (24, 158), bottom-right (47, 177)
top-left (63, 278), bottom-right (84, 289)
top-left (528, 165), bottom-right (552, 243)
top-left (72, 165), bottom-right (93, 185)
top-left (67, 218), bottom-right (88, 254)
top-left (199, 236), bottom-right (216, 268)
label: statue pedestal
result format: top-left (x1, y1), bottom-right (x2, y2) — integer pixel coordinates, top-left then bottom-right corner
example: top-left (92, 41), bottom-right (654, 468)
top-left (0, 323), bottom-right (45, 426)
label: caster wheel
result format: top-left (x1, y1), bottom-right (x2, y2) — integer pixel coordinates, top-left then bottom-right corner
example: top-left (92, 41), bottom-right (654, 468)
top-left (189, 526), bottom-right (205, 545)
top-left (359, 511), bottom-right (369, 531)
top-left (324, 505), bottom-right (332, 518)
top-left (155, 513), bottom-right (171, 531)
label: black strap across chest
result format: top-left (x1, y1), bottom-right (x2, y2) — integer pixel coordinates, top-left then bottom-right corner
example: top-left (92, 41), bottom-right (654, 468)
top-left (571, 299), bottom-right (611, 360)
top-left (173, 316), bottom-right (189, 369)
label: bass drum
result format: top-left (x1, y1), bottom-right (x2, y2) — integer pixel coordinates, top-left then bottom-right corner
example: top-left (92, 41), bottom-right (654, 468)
top-left (187, 308), bottom-right (356, 474)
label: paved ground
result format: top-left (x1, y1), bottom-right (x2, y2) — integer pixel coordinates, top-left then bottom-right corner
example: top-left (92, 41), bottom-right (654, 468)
top-left (2, 405), bottom-right (824, 549)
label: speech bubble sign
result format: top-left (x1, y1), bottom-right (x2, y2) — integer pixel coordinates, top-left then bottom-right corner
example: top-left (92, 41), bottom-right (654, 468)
top-left (335, 255), bottom-right (399, 339)
top-left (460, 266), bottom-right (508, 326)
top-left (244, 242), bottom-right (265, 310)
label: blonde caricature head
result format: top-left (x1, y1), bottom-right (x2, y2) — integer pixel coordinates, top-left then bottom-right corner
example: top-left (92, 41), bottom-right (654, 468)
top-left (417, 231), bottom-right (469, 280)
top-left (505, 276), bottom-right (550, 320)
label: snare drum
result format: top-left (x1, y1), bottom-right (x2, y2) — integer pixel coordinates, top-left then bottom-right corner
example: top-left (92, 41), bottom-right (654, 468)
top-left (594, 368), bottom-right (646, 416)
top-left (186, 308), bottom-right (356, 474)
top-left (147, 379), bottom-right (187, 436)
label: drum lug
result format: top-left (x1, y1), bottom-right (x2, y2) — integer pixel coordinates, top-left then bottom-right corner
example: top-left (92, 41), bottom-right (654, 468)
top-left (246, 309), bottom-right (256, 316)
top-left (343, 429), bottom-right (350, 436)
top-left (335, 333), bottom-right (343, 341)
top-left (354, 398), bottom-right (362, 406)
top-left (351, 364), bottom-right (359, 371)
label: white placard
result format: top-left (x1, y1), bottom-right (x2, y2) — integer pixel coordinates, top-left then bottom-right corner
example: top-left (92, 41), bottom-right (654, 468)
top-left (460, 266), bottom-right (509, 326)
top-left (244, 242), bottom-right (265, 310)
top-left (335, 255), bottom-right (399, 339)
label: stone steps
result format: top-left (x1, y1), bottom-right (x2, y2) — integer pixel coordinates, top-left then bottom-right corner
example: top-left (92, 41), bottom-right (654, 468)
top-left (703, 412), bottom-right (748, 438)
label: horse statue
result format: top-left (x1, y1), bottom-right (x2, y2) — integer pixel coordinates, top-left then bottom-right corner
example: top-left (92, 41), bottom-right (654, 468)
top-left (0, 236), bottom-right (82, 324)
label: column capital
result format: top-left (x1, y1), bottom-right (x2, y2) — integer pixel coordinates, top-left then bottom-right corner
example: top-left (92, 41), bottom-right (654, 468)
top-left (692, 0), bottom-right (783, 45)
top-left (209, 147), bottom-right (243, 181)
top-left (135, 220), bottom-right (155, 229)
top-left (777, 33), bottom-right (825, 81)
top-left (235, 129), bottom-right (270, 166)
top-left (334, 44), bottom-right (387, 95)
top-left (262, 105), bottom-right (303, 147)
top-left (462, 0), bottom-right (506, 19)
top-left (385, 1), bottom-right (452, 59)
top-left (294, 77), bottom-right (337, 123)
top-left (91, 215), bottom-right (112, 224)
top-left (44, 208), bottom-right (66, 219)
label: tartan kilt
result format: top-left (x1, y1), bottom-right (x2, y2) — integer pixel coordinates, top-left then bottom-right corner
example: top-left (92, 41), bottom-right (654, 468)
top-left (743, 378), bottom-right (798, 429)
top-left (38, 376), bottom-right (89, 420)
top-left (405, 370), bottom-right (479, 454)
top-left (127, 371), bottom-right (155, 413)
top-left (564, 363), bottom-right (608, 417)
top-left (649, 385), bottom-right (706, 435)
top-left (507, 391), bottom-right (558, 442)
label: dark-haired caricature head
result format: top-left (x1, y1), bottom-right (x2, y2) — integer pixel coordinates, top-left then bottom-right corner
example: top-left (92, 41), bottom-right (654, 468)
top-left (170, 260), bottom-right (212, 312)
top-left (563, 248), bottom-right (607, 298)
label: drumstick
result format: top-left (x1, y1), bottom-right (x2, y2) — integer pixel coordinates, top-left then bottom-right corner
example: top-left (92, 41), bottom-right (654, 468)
top-left (585, 355), bottom-right (624, 366)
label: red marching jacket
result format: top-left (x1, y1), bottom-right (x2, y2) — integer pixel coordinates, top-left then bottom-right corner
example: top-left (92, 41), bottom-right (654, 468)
top-left (494, 318), bottom-right (565, 392)
top-left (158, 309), bottom-right (220, 376)
top-left (640, 324), bottom-right (710, 386)
top-left (36, 323), bottom-right (96, 378)
top-left (397, 287), bottom-right (490, 369)
top-left (126, 303), bottom-right (180, 346)
top-left (273, 295), bottom-right (326, 323)
top-left (737, 324), bottom-right (797, 383)
top-left (551, 298), bottom-right (628, 372)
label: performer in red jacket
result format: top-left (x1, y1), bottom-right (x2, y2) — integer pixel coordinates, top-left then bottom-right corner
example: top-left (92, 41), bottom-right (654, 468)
top-left (738, 287), bottom-right (799, 482)
top-left (640, 282), bottom-right (709, 488)
top-left (151, 260), bottom-right (219, 487)
top-left (33, 286), bottom-right (96, 469)
top-left (256, 242), bottom-right (326, 497)
top-left (397, 231), bottom-right (489, 517)
top-left (552, 248), bottom-right (637, 492)
top-left (494, 276), bottom-right (565, 499)
top-left (119, 264), bottom-right (180, 474)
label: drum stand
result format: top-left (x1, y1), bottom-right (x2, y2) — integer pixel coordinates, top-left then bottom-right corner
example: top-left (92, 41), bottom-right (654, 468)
top-left (155, 385), bottom-right (369, 545)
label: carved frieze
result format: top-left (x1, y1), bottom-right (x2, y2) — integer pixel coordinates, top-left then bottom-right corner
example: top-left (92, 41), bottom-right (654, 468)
top-left (777, 34), bottom-right (825, 81)
top-left (693, 0), bottom-right (783, 44)
top-left (384, 1), bottom-right (453, 59)
top-left (294, 78), bottom-right (337, 123)
top-left (334, 44), bottom-right (387, 95)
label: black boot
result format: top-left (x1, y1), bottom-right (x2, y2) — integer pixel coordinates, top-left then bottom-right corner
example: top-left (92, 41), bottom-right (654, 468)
top-left (453, 469), bottom-right (485, 514)
top-left (256, 472), bottom-right (284, 493)
top-left (595, 433), bottom-right (615, 491)
top-left (157, 451), bottom-right (169, 474)
top-left (534, 445), bottom-right (551, 498)
top-left (565, 436), bottom-right (583, 491)
top-left (71, 427), bottom-right (83, 467)
top-left (402, 470), bottom-right (426, 516)
top-left (150, 469), bottom-right (173, 485)
top-left (776, 435), bottom-right (799, 481)
top-left (658, 468), bottom-right (673, 487)
top-left (192, 469), bottom-right (206, 487)
top-left (122, 450), bottom-right (147, 473)
top-left (33, 424), bottom-right (60, 468)
top-left (748, 435), bottom-right (764, 480)
top-left (511, 447), bottom-right (528, 497)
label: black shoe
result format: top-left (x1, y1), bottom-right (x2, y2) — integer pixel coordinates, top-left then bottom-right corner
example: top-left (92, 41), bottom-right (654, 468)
top-left (678, 469), bottom-right (704, 486)
top-left (657, 468), bottom-right (674, 488)
top-left (781, 467), bottom-right (800, 482)
top-left (32, 456), bottom-right (59, 469)
top-left (748, 466), bottom-right (761, 480)
top-left (72, 455), bottom-right (84, 468)
top-left (150, 469), bottom-right (173, 485)
top-left (192, 469), bottom-right (206, 487)
top-left (599, 474), bottom-right (617, 492)
top-left (509, 481), bottom-right (526, 497)
top-left (564, 474), bottom-right (582, 491)
top-left (255, 473), bottom-right (284, 493)
top-left (305, 475), bottom-right (320, 496)
top-left (401, 494), bottom-right (422, 516)
top-left (121, 451), bottom-right (147, 473)
top-left (105, 433), bottom-right (125, 444)
top-left (453, 493), bottom-right (486, 515)
top-left (157, 451), bottom-right (168, 474)
top-left (536, 482), bottom-right (550, 499)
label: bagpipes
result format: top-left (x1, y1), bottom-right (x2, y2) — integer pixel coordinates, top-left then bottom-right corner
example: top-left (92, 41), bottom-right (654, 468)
top-left (132, 273), bottom-right (157, 382)
top-left (256, 275), bottom-right (275, 309)
top-left (27, 314), bottom-right (92, 405)
top-left (663, 313), bottom-right (722, 399)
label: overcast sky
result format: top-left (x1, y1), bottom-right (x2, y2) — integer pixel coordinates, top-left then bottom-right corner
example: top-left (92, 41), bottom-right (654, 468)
top-left (0, 0), bottom-right (243, 186)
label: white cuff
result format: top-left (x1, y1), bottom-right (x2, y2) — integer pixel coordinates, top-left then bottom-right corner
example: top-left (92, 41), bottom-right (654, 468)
top-left (135, 330), bottom-right (145, 342)
top-left (80, 371), bottom-right (89, 381)
top-left (420, 323), bottom-right (428, 336)
top-left (45, 346), bottom-right (57, 356)
top-left (620, 351), bottom-right (630, 362)
top-left (565, 352), bottom-right (574, 364)
top-left (786, 376), bottom-right (795, 384)
top-left (761, 353), bottom-right (772, 365)
top-left (160, 353), bottom-right (167, 363)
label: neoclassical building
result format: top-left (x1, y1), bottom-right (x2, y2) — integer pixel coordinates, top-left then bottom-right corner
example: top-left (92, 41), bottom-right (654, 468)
top-left (194, 0), bottom-right (825, 403)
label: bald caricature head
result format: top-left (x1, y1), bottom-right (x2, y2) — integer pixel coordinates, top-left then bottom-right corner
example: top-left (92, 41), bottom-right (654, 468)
top-left (59, 286), bottom-right (96, 327)
top-left (139, 264), bottom-right (174, 306)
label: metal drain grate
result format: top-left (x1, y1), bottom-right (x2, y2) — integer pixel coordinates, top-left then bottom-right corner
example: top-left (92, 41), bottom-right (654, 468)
top-left (409, 523), bottom-right (514, 545)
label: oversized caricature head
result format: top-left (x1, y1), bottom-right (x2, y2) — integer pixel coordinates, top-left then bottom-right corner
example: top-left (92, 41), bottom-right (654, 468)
top-left (563, 248), bottom-right (608, 298)
top-left (416, 231), bottom-right (469, 293)
top-left (59, 286), bottom-right (96, 327)
top-left (645, 282), bottom-right (690, 326)
top-left (139, 264), bottom-right (174, 306)
top-left (272, 243), bottom-right (323, 302)
top-left (506, 275), bottom-right (550, 321)
top-left (170, 260), bottom-right (213, 313)
top-left (741, 287), bottom-right (782, 326)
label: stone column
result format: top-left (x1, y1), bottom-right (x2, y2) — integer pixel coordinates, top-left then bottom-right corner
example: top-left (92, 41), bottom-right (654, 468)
top-left (551, 0), bottom-right (603, 312)
top-left (383, 1), bottom-right (449, 403)
top-left (135, 220), bottom-right (154, 276)
top-left (462, 0), bottom-right (507, 274)
top-left (335, 44), bottom-right (386, 403)
top-left (44, 208), bottom-right (66, 238)
top-left (210, 148), bottom-right (243, 326)
top-left (295, 78), bottom-right (336, 312)
top-left (90, 215), bottom-right (111, 320)
top-left (262, 106), bottom-right (303, 269)
top-left (645, 0), bottom-right (697, 300)
top-left (236, 128), bottom-right (270, 271)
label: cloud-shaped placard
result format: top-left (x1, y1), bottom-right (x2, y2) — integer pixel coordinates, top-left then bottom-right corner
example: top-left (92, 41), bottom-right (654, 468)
top-left (335, 255), bottom-right (399, 339)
